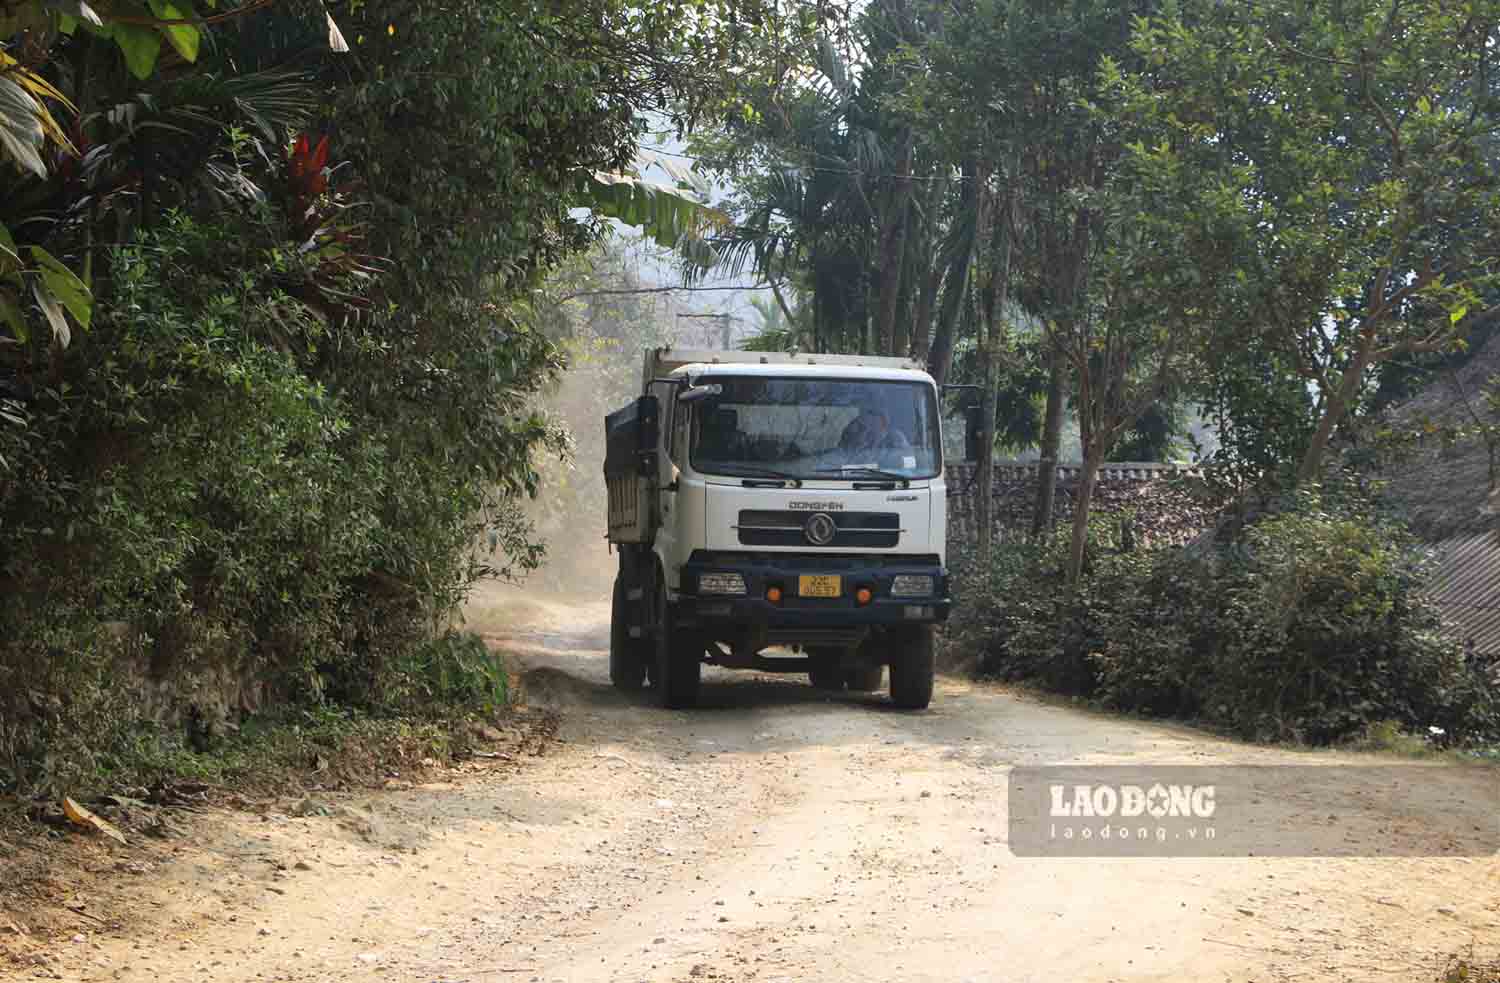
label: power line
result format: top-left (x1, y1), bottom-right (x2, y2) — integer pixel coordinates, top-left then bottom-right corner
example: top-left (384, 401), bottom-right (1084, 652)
top-left (639, 144), bottom-right (973, 184)
top-left (557, 284), bottom-right (772, 302)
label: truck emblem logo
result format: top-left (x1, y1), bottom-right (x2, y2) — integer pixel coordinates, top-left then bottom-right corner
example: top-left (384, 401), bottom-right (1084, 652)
top-left (804, 512), bottom-right (837, 546)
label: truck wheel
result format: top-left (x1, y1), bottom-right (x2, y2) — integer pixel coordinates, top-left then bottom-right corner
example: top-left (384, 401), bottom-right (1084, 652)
top-left (845, 663), bottom-right (884, 692)
top-left (653, 581), bottom-right (701, 709)
top-left (609, 578), bottom-right (647, 691)
top-left (888, 625), bottom-right (935, 710)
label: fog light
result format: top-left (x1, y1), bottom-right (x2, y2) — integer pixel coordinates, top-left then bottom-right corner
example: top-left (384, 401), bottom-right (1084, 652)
top-left (890, 575), bottom-right (934, 597)
top-left (855, 587), bottom-right (873, 606)
top-left (698, 572), bottom-right (747, 595)
top-left (766, 586), bottom-right (783, 604)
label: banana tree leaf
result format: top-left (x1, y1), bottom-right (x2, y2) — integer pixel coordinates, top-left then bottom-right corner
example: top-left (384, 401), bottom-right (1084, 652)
top-left (633, 150), bottom-right (710, 195)
top-left (577, 171), bottom-right (728, 251)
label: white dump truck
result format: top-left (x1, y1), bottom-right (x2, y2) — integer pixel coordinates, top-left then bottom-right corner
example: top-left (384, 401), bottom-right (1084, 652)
top-left (603, 348), bottom-right (977, 709)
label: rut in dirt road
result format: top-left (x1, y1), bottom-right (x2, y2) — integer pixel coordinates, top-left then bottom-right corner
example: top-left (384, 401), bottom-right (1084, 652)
top-left (33, 598), bottom-right (1500, 983)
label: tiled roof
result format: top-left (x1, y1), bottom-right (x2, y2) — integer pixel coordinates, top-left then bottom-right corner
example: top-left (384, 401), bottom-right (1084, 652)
top-left (1378, 333), bottom-right (1500, 541)
top-left (1429, 530), bottom-right (1500, 656)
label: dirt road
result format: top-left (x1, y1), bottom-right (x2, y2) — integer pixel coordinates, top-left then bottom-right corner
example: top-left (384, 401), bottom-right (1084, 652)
top-left (17, 598), bottom-right (1500, 983)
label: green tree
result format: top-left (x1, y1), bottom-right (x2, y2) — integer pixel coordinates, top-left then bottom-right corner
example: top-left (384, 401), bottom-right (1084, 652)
top-left (1109, 0), bottom-right (1500, 484)
top-left (1, 0), bottom-right (752, 792)
top-left (916, 0), bottom-right (1210, 574)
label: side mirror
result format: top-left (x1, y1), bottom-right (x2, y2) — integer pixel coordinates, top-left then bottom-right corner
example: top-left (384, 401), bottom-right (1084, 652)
top-left (636, 394), bottom-right (660, 474)
top-left (963, 404), bottom-right (985, 463)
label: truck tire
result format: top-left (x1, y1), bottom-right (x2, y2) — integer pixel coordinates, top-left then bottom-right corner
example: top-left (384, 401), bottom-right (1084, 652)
top-left (888, 625), bottom-right (935, 709)
top-left (653, 579), bottom-right (701, 709)
top-left (845, 663), bottom-right (884, 692)
top-left (609, 578), bottom-right (647, 691)
top-left (806, 652), bottom-right (845, 690)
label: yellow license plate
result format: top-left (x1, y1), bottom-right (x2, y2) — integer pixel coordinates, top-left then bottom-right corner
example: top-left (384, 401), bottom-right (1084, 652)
top-left (798, 574), bottom-right (842, 598)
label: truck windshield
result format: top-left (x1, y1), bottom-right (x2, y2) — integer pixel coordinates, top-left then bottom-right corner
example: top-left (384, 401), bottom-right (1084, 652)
top-left (688, 376), bottom-right (942, 480)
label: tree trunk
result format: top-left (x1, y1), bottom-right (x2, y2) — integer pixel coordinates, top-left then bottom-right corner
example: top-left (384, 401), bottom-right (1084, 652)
top-left (912, 263), bottom-right (941, 363)
top-left (812, 266), bottom-right (826, 352)
top-left (976, 344), bottom-right (997, 558)
top-left (910, 179), bottom-right (946, 362)
top-left (928, 266), bottom-right (964, 385)
top-left (769, 277), bottom-right (796, 340)
top-left (975, 164), bottom-right (1012, 564)
top-left (1066, 447), bottom-right (1104, 584)
top-left (894, 242), bottom-right (916, 357)
top-left (1295, 344), bottom-right (1371, 483)
top-left (874, 136), bottom-right (916, 355)
top-left (1032, 344), bottom-right (1065, 537)
top-left (926, 164), bottom-right (977, 385)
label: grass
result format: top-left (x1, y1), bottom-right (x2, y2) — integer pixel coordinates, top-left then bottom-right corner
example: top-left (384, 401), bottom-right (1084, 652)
top-left (1442, 948), bottom-right (1500, 983)
top-left (2, 630), bottom-right (514, 802)
top-left (1346, 720), bottom-right (1500, 766)
top-left (95, 704), bottom-right (482, 797)
top-left (1455, 742), bottom-right (1500, 764)
top-left (1349, 719), bottom-right (1443, 758)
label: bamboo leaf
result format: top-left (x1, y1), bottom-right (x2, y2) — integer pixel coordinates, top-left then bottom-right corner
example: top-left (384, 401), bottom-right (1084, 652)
top-left (1, 50), bottom-right (78, 114)
top-left (32, 280), bottom-right (70, 348)
top-left (325, 8), bottom-right (350, 52)
top-left (63, 797), bottom-right (126, 844)
top-left (0, 78), bottom-right (48, 178)
top-left (0, 221), bottom-right (18, 274)
top-left (41, 1), bottom-right (103, 27)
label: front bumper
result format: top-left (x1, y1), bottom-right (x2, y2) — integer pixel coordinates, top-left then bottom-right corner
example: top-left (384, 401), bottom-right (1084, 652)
top-left (675, 551), bottom-right (951, 629)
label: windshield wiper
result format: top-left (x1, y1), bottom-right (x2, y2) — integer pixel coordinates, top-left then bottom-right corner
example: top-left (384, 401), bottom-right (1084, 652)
top-left (710, 464), bottom-right (801, 482)
top-left (814, 466), bottom-right (912, 483)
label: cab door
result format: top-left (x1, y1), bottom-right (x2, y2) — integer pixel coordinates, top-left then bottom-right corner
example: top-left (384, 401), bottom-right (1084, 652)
top-left (650, 380), bottom-right (684, 591)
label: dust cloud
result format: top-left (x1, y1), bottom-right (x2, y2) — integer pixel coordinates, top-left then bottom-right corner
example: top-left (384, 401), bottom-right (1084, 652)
top-left (462, 330), bottom-right (642, 634)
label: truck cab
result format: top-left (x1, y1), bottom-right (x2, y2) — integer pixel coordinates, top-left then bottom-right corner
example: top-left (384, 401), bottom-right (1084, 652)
top-left (604, 348), bottom-right (959, 709)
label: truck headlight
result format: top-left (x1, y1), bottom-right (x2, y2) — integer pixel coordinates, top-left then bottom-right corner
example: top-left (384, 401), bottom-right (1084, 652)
top-left (697, 572), bottom-right (747, 595)
top-left (890, 574), bottom-right (934, 597)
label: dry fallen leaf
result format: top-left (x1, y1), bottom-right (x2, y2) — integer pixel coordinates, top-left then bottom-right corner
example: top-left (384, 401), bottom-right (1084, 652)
top-left (62, 797), bottom-right (127, 845)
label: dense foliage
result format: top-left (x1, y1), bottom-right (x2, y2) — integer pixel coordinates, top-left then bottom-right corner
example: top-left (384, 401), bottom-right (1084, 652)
top-left (945, 484), bottom-right (1499, 746)
top-left (0, 0), bottom-right (737, 795)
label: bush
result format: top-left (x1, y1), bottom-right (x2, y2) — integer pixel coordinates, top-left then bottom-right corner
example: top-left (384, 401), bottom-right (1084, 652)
top-left (0, 208), bottom-right (530, 798)
top-left (383, 632), bottom-right (509, 713)
top-left (945, 486), bottom-right (1499, 746)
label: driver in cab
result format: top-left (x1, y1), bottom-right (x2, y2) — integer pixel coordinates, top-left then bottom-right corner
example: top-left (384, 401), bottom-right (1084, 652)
top-left (839, 406), bottom-right (910, 454)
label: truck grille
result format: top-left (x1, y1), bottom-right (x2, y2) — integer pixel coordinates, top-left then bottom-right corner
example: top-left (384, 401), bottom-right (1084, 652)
top-left (735, 510), bottom-right (900, 548)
